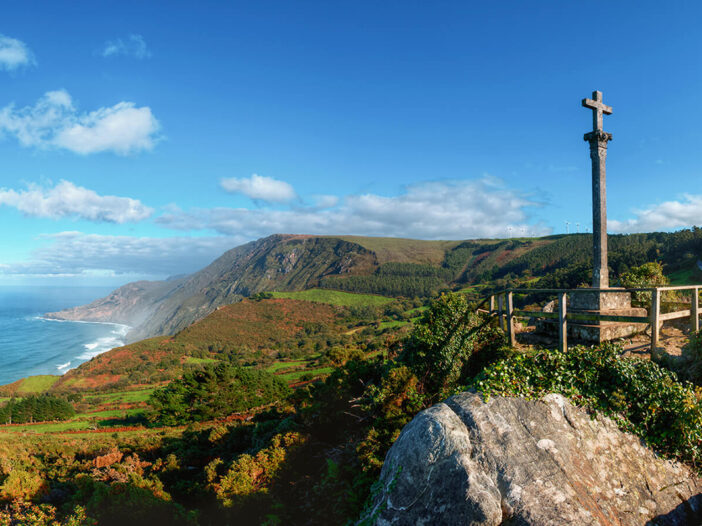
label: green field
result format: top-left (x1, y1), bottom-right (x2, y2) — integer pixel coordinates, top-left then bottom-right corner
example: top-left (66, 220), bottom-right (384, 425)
top-left (405, 306), bottom-right (428, 316)
top-left (184, 356), bottom-right (219, 365)
top-left (379, 320), bottom-right (409, 330)
top-left (668, 267), bottom-right (702, 286)
top-left (83, 388), bottom-right (155, 404)
top-left (78, 408), bottom-right (145, 420)
top-left (265, 360), bottom-right (308, 373)
top-left (15, 375), bottom-right (59, 394)
top-left (280, 367), bottom-right (335, 382)
top-left (0, 407), bottom-right (147, 434)
top-left (271, 288), bottom-right (394, 307)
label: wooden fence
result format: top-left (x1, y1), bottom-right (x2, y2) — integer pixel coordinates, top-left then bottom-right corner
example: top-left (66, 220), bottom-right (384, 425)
top-left (480, 286), bottom-right (701, 354)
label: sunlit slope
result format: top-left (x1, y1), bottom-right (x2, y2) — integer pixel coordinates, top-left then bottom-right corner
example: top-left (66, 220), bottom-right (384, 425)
top-left (51, 298), bottom-right (350, 392)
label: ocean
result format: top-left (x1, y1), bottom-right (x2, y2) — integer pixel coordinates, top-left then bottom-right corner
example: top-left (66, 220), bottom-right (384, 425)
top-left (0, 286), bottom-right (127, 386)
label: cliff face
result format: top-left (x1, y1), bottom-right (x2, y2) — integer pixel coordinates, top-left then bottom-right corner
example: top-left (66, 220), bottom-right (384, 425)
top-left (46, 234), bottom-right (376, 342)
top-left (363, 392), bottom-right (702, 525)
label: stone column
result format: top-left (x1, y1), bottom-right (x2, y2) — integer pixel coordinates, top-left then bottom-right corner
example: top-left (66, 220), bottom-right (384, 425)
top-left (584, 129), bottom-right (612, 289)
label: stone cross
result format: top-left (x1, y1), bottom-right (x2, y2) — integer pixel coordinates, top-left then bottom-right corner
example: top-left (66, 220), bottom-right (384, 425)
top-left (582, 90), bottom-right (613, 289)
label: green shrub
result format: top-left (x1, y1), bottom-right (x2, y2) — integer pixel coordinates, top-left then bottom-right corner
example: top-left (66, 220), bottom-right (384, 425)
top-left (618, 261), bottom-right (670, 306)
top-left (472, 344), bottom-right (702, 466)
top-left (149, 364), bottom-right (291, 425)
top-left (402, 292), bottom-right (506, 394)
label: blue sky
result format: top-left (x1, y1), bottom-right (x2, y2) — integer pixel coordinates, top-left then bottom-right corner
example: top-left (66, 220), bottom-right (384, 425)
top-left (1, 1), bottom-right (701, 286)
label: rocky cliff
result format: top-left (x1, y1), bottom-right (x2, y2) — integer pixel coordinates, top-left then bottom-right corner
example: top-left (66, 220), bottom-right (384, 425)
top-left (362, 392), bottom-right (702, 525)
top-left (47, 234), bottom-right (376, 342)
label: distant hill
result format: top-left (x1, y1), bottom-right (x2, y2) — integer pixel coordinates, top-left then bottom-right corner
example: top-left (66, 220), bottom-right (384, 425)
top-left (46, 229), bottom-right (702, 341)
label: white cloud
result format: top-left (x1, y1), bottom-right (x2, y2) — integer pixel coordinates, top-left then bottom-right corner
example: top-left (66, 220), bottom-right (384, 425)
top-left (0, 90), bottom-right (160, 155)
top-left (609, 194), bottom-right (702, 233)
top-left (220, 174), bottom-right (297, 203)
top-left (1, 178), bottom-right (550, 281)
top-left (0, 34), bottom-right (35, 71)
top-left (0, 232), bottom-right (241, 278)
top-left (312, 194), bottom-right (339, 209)
top-left (160, 178), bottom-right (549, 239)
top-left (101, 34), bottom-right (151, 59)
top-left (0, 180), bottom-right (152, 223)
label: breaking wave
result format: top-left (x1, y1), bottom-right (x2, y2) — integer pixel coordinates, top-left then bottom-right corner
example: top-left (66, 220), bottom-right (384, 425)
top-left (78, 324), bottom-right (130, 360)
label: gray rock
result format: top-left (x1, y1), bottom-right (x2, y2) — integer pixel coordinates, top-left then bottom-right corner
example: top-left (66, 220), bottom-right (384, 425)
top-left (361, 392), bottom-right (702, 525)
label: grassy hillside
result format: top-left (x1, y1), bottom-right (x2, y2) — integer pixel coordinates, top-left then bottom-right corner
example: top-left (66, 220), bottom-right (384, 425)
top-left (50, 296), bottom-right (407, 392)
top-left (334, 235), bottom-right (462, 265)
top-left (270, 288), bottom-right (394, 306)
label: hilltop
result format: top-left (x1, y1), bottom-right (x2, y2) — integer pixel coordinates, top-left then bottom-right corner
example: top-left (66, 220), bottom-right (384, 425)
top-left (46, 229), bottom-right (702, 343)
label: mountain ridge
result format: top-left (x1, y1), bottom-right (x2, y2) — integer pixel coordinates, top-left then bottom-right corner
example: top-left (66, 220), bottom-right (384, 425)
top-left (46, 229), bottom-right (702, 342)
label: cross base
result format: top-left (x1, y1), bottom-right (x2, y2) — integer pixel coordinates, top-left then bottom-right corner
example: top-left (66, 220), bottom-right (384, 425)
top-left (569, 289), bottom-right (648, 343)
top-left (537, 289), bottom-right (648, 343)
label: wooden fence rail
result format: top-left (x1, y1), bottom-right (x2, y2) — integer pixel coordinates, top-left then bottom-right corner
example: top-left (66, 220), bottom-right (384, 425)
top-left (483, 286), bottom-right (700, 354)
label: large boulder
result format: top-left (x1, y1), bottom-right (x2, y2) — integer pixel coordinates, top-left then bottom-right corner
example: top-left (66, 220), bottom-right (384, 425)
top-left (361, 392), bottom-right (702, 525)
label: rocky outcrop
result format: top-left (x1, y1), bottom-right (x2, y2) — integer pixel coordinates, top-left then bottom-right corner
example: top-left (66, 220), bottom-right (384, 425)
top-left (362, 392), bottom-right (702, 525)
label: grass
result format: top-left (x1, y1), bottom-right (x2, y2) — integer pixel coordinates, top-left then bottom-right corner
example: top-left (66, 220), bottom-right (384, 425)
top-left (280, 367), bottom-right (335, 382)
top-left (184, 356), bottom-right (219, 365)
top-left (378, 320), bottom-right (409, 330)
top-left (668, 267), bottom-right (702, 286)
top-left (0, 420), bottom-right (93, 433)
top-left (0, 407), bottom-right (148, 434)
top-left (83, 388), bottom-right (155, 405)
top-left (271, 289), bottom-right (394, 307)
top-left (16, 375), bottom-right (59, 394)
top-left (77, 408), bottom-right (145, 420)
top-left (332, 236), bottom-right (461, 265)
top-left (265, 360), bottom-right (308, 373)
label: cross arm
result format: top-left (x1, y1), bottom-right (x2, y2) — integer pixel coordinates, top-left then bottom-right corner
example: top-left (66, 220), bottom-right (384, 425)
top-left (582, 98), bottom-right (613, 114)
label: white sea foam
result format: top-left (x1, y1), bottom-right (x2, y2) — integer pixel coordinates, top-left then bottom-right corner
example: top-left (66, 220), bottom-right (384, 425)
top-left (78, 326), bottom-right (130, 361)
top-left (35, 317), bottom-right (131, 365)
top-left (57, 361), bottom-right (71, 371)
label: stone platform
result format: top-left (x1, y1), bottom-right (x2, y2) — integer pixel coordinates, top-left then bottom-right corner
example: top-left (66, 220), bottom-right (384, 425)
top-left (569, 289), bottom-right (648, 343)
top-left (539, 289), bottom-right (648, 343)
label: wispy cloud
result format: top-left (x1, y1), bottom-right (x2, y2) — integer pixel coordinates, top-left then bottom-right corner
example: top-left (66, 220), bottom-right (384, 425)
top-left (101, 34), bottom-right (151, 59)
top-left (1, 177), bottom-right (550, 280)
top-left (0, 90), bottom-right (161, 154)
top-left (0, 34), bottom-right (35, 71)
top-left (220, 174), bottom-right (297, 204)
top-left (161, 177), bottom-right (550, 240)
top-left (609, 194), bottom-right (702, 233)
top-left (0, 180), bottom-right (153, 223)
top-left (0, 232), bottom-right (241, 278)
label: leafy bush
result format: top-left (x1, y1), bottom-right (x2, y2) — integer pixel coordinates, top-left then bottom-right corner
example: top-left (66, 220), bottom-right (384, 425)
top-left (618, 261), bottom-right (670, 306)
top-left (472, 344), bottom-right (702, 466)
top-left (149, 364), bottom-right (291, 425)
top-left (402, 292), bottom-right (507, 394)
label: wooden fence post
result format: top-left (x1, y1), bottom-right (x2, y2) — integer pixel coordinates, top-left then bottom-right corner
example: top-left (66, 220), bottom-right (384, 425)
top-left (692, 287), bottom-right (700, 334)
top-left (558, 291), bottom-right (567, 353)
top-left (489, 295), bottom-right (495, 316)
top-left (651, 288), bottom-right (660, 358)
top-left (506, 291), bottom-right (515, 347)
top-left (497, 294), bottom-right (505, 331)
